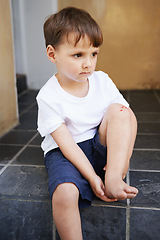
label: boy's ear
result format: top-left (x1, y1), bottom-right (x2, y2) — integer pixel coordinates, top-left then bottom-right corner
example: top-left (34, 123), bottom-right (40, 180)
top-left (46, 45), bottom-right (56, 63)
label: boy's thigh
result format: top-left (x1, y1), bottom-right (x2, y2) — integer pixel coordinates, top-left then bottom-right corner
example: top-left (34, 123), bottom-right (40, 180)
top-left (44, 147), bottom-right (94, 207)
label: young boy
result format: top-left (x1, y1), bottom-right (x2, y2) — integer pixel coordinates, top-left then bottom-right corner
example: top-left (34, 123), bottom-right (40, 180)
top-left (37, 7), bottom-right (138, 240)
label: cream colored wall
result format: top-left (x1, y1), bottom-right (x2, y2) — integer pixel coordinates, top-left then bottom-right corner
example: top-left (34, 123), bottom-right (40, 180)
top-left (58, 0), bottom-right (160, 89)
top-left (0, 0), bottom-right (18, 136)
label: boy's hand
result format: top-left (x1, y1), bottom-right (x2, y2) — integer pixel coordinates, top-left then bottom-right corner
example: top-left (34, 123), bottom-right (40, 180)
top-left (89, 174), bottom-right (117, 202)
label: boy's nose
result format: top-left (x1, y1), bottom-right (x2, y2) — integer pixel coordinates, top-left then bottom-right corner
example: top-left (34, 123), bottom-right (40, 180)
top-left (82, 58), bottom-right (92, 69)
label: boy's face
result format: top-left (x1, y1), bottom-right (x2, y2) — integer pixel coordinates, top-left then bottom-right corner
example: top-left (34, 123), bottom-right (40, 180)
top-left (47, 33), bottom-right (99, 84)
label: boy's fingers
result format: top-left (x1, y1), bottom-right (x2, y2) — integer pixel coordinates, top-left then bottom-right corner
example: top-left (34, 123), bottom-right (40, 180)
top-left (100, 195), bottom-right (117, 202)
top-left (93, 183), bottom-right (105, 198)
top-left (96, 187), bottom-right (117, 202)
top-left (93, 185), bottom-right (117, 202)
top-left (96, 186), bottom-right (105, 197)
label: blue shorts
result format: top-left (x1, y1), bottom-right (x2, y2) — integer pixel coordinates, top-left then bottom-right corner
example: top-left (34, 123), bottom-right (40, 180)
top-left (44, 131), bottom-right (107, 208)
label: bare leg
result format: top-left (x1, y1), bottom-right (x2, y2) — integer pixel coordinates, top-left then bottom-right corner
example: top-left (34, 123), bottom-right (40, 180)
top-left (52, 183), bottom-right (83, 240)
top-left (98, 103), bottom-right (138, 200)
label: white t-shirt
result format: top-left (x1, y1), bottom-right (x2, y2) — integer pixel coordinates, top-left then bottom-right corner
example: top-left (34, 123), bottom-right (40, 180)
top-left (36, 71), bottom-right (129, 154)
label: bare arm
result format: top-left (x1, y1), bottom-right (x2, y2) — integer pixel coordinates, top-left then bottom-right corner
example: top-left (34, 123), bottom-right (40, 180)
top-left (51, 123), bottom-right (116, 202)
top-left (51, 123), bottom-right (96, 182)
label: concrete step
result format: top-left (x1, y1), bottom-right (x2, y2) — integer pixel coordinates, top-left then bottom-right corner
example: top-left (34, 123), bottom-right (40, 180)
top-left (0, 89), bottom-right (160, 240)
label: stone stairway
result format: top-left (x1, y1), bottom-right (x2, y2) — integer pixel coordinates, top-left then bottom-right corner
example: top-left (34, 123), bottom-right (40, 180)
top-left (0, 87), bottom-right (160, 240)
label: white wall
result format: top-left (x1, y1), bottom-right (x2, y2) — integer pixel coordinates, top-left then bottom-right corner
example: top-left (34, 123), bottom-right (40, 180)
top-left (11, 0), bottom-right (58, 89)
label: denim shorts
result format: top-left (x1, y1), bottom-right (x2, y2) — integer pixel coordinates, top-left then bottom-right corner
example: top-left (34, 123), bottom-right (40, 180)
top-left (44, 131), bottom-right (107, 208)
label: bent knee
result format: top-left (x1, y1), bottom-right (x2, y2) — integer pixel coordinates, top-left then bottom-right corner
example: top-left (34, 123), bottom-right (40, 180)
top-left (52, 182), bottom-right (79, 208)
top-left (107, 103), bottom-right (131, 120)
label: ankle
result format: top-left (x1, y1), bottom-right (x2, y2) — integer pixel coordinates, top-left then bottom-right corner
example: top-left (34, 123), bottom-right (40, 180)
top-left (105, 170), bottom-right (123, 181)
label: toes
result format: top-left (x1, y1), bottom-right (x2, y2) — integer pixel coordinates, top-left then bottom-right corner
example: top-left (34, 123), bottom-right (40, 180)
top-left (133, 187), bottom-right (139, 194)
top-left (117, 191), bottom-right (127, 201)
top-left (116, 186), bottom-right (138, 200)
top-left (124, 186), bottom-right (138, 195)
top-left (126, 193), bottom-right (137, 199)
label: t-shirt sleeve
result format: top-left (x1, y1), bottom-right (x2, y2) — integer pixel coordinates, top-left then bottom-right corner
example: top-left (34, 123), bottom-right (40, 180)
top-left (36, 97), bottom-right (64, 137)
top-left (107, 75), bottom-right (129, 108)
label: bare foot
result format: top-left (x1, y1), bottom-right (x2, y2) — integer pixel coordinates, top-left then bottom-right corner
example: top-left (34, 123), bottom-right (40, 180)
top-left (104, 176), bottom-right (138, 201)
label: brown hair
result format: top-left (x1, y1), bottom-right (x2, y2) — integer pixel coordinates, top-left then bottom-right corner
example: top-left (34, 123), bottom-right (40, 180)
top-left (43, 7), bottom-right (103, 48)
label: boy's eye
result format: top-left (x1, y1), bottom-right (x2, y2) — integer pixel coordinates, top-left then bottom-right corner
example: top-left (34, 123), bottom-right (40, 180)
top-left (74, 53), bottom-right (82, 58)
top-left (91, 52), bottom-right (98, 57)
top-left (73, 51), bottom-right (98, 58)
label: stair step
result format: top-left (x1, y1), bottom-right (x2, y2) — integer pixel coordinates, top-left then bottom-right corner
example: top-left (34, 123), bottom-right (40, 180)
top-left (16, 74), bottom-right (27, 95)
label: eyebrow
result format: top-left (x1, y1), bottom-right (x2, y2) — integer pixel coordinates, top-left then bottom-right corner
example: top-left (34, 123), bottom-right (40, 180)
top-left (71, 48), bottom-right (99, 53)
top-left (71, 50), bottom-right (99, 56)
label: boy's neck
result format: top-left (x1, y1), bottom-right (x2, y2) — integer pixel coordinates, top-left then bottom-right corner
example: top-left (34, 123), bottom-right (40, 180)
top-left (55, 73), bottom-right (89, 98)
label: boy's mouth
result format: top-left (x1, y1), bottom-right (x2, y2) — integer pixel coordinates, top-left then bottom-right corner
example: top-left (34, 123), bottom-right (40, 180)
top-left (80, 72), bottom-right (90, 75)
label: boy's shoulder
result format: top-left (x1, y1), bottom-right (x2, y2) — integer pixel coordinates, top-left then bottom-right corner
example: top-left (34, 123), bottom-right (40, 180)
top-left (91, 71), bottom-right (113, 86)
top-left (92, 70), bottom-right (108, 78)
top-left (92, 71), bottom-right (119, 94)
top-left (37, 75), bottom-right (56, 98)
top-left (92, 71), bottom-right (111, 82)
